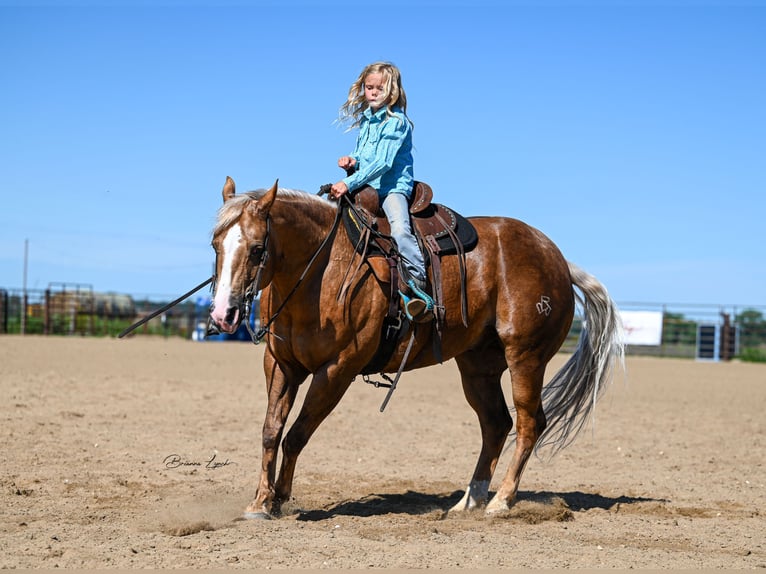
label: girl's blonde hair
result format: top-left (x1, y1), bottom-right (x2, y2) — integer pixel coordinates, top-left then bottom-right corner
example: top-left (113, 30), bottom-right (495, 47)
top-left (339, 61), bottom-right (410, 129)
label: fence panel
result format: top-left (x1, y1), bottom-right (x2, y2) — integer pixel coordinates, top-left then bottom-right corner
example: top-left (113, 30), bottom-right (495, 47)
top-left (2, 286), bottom-right (765, 361)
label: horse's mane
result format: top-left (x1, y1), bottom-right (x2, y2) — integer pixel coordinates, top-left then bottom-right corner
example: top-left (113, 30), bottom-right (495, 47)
top-left (213, 188), bottom-right (333, 236)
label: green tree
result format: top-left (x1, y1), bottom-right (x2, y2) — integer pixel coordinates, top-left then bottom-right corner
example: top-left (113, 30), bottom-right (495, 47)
top-left (736, 308), bottom-right (766, 348)
top-left (662, 312), bottom-right (697, 346)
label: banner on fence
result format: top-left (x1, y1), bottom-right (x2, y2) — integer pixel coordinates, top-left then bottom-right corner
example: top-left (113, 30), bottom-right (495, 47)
top-left (619, 310), bottom-right (664, 346)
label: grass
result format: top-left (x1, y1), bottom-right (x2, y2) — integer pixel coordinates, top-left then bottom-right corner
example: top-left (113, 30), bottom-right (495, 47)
top-left (739, 347), bottom-right (766, 363)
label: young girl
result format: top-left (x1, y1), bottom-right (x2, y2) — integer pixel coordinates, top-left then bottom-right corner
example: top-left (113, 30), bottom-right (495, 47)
top-left (329, 62), bottom-right (434, 322)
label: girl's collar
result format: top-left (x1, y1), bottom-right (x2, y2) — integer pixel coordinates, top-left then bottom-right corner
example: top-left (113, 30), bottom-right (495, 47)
top-left (364, 105), bottom-right (403, 120)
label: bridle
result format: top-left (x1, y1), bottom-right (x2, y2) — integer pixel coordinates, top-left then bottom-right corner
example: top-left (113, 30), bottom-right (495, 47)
top-left (236, 199), bottom-right (344, 344)
top-left (239, 217), bottom-right (271, 342)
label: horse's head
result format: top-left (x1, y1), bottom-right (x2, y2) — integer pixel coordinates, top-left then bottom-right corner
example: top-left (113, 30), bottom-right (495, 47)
top-left (209, 176), bottom-right (277, 334)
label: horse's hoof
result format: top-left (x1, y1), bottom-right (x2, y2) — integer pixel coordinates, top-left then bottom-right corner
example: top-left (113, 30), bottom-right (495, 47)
top-left (484, 503), bottom-right (511, 516)
top-left (243, 511), bottom-right (272, 520)
top-left (449, 480), bottom-right (490, 513)
top-left (485, 496), bottom-right (510, 515)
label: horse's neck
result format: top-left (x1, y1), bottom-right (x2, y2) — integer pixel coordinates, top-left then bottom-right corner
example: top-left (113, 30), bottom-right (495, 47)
top-left (270, 198), bottom-right (339, 278)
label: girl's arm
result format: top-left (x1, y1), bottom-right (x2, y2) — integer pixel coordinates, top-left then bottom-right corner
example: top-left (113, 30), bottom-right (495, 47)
top-left (343, 117), bottom-right (409, 193)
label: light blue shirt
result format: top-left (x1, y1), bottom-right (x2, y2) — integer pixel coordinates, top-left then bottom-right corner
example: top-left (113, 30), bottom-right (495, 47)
top-left (343, 105), bottom-right (414, 199)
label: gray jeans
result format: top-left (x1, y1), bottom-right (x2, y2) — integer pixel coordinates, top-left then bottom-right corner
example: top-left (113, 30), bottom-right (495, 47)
top-left (382, 192), bottom-right (426, 283)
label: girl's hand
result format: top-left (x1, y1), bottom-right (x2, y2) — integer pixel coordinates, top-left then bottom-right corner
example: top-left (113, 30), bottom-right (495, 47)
top-left (330, 181), bottom-right (348, 199)
top-left (338, 156), bottom-right (356, 170)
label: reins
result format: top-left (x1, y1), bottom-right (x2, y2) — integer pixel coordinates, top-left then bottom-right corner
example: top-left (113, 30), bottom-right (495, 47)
top-left (320, 184), bottom-right (422, 272)
top-left (119, 187), bottom-right (413, 411)
top-left (117, 191), bottom-right (346, 344)
top-left (317, 185), bottom-right (419, 411)
top-left (117, 276), bottom-right (214, 339)
top-left (245, 195), bottom-right (344, 344)
top-left (241, 188), bottom-right (416, 411)
top-left (318, 183), bottom-right (392, 241)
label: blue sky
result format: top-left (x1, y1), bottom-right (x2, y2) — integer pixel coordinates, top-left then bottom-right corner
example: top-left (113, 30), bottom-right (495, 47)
top-left (1, 1), bottom-right (763, 306)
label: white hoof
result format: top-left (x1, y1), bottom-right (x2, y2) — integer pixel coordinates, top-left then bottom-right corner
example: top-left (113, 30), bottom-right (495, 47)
top-left (485, 494), bottom-right (510, 515)
top-left (449, 480), bottom-right (490, 513)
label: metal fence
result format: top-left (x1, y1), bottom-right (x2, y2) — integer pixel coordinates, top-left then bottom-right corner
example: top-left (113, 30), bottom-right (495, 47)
top-left (0, 287), bottom-right (208, 339)
top-left (2, 286), bottom-right (765, 361)
top-left (559, 301), bottom-right (766, 360)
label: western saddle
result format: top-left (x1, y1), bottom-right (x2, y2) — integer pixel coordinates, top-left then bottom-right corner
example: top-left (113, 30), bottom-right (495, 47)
top-left (338, 182), bottom-right (477, 373)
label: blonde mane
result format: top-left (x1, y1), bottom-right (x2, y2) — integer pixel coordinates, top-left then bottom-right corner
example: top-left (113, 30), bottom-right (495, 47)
top-left (212, 188), bottom-right (333, 236)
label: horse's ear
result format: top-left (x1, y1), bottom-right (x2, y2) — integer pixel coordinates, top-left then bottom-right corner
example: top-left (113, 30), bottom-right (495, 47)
top-left (247, 179), bottom-right (278, 220)
top-left (262, 179), bottom-right (278, 211)
top-left (222, 176), bottom-right (236, 203)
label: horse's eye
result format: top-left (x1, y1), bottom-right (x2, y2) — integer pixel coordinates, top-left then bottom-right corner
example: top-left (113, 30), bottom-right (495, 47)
top-left (249, 243), bottom-right (265, 259)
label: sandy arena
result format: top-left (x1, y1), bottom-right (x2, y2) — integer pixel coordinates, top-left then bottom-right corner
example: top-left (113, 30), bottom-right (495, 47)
top-left (1, 335), bottom-right (764, 568)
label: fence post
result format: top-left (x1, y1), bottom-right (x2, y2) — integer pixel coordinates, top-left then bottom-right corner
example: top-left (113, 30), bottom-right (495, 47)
top-left (88, 291), bottom-right (94, 335)
top-left (0, 290), bottom-right (7, 334)
top-left (719, 312), bottom-right (738, 361)
top-left (44, 289), bottom-right (51, 335)
top-left (21, 293), bottom-right (28, 335)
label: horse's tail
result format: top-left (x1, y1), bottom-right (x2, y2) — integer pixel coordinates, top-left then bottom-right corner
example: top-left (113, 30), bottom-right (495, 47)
top-left (535, 262), bottom-right (625, 457)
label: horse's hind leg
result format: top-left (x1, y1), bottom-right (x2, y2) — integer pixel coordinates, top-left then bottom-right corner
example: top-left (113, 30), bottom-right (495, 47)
top-left (449, 348), bottom-right (513, 513)
top-left (485, 358), bottom-right (547, 514)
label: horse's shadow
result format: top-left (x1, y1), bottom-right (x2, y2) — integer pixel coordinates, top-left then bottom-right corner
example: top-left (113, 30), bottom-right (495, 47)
top-left (294, 489), bottom-right (665, 522)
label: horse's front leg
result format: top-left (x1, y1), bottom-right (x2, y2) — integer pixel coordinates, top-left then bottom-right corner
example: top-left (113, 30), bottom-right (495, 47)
top-left (273, 362), bottom-right (356, 511)
top-left (244, 352), bottom-right (305, 519)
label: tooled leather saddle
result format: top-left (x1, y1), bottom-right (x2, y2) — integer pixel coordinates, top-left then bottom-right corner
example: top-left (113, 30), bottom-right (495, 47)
top-left (343, 183), bottom-right (478, 258)
top-left (339, 182), bottom-right (478, 373)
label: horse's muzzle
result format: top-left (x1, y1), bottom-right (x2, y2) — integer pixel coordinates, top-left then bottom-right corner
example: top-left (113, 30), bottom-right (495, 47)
top-left (209, 299), bottom-right (244, 334)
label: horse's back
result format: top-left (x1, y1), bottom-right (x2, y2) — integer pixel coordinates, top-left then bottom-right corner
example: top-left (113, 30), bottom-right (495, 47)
top-left (466, 215), bottom-right (571, 284)
top-left (420, 215), bottom-right (574, 360)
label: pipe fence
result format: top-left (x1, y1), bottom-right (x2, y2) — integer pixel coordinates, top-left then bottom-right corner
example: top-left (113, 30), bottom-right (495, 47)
top-left (1, 286), bottom-right (764, 361)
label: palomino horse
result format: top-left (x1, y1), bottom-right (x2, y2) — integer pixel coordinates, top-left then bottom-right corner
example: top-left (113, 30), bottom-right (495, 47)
top-left (209, 177), bottom-right (623, 518)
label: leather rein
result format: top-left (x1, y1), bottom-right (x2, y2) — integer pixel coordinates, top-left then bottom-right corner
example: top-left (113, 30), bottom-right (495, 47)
top-left (118, 191), bottom-right (375, 343)
top-left (246, 187), bottom-right (407, 351)
top-left (242, 188), bottom-right (414, 411)
top-left (243, 196), bottom-right (345, 344)
top-left (119, 188), bottom-right (412, 410)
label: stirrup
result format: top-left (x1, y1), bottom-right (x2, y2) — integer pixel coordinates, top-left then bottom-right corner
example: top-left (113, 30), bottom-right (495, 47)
top-left (406, 279), bottom-right (434, 309)
top-left (399, 279), bottom-right (435, 323)
top-left (399, 292), bottom-right (434, 323)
